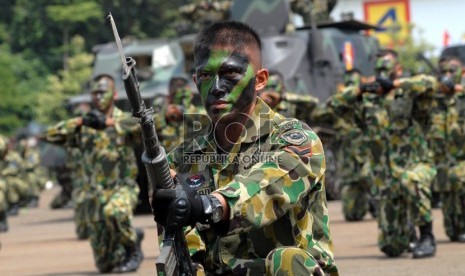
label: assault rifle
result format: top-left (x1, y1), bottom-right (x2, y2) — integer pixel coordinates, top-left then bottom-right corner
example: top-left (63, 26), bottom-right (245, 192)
top-left (108, 13), bottom-right (196, 276)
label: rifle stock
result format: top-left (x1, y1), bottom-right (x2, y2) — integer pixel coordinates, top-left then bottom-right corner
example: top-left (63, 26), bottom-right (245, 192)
top-left (108, 13), bottom-right (196, 276)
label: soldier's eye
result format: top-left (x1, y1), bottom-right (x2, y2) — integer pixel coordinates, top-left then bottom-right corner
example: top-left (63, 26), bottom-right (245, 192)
top-left (199, 72), bottom-right (212, 80)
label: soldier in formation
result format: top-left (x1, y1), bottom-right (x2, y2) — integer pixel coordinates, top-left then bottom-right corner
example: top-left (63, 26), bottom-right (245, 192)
top-left (427, 55), bottom-right (465, 242)
top-left (151, 20), bottom-right (339, 275)
top-left (45, 74), bottom-right (144, 273)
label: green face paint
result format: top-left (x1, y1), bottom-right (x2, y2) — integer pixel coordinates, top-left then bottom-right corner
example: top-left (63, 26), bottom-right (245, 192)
top-left (195, 49), bottom-right (256, 122)
top-left (439, 60), bottom-right (463, 84)
top-left (92, 88), bottom-right (113, 112)
top-left (375, 56), bottom-right (396, 79)
top-left (343, 71), bottom-right (361, 87)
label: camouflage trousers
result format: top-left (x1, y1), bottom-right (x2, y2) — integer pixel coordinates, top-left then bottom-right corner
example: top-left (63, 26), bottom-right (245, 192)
top-left (378, 163), bottom-right (435, 257)
top-left (195, 246), bottom-right (336, 276)
top-left (72, 184), bottom-right (90, 240)
top-left (5, 176), bottom-right (29, 206)
top-left (89, 183), bottom-right (140, 273)
top-left (25, 169), bottom-right (47, 198)
top-left (438, 161), bottom-right (465, 240)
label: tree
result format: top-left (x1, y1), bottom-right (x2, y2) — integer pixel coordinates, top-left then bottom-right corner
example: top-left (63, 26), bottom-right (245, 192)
top-left (0, 45), bottom-right (46, 135)
top-left (386, 23), bottom-right (437, 76)
top-left (35, 35), bottom-right (93, 125)
top-left (47, 1), bottom-right (102, 70)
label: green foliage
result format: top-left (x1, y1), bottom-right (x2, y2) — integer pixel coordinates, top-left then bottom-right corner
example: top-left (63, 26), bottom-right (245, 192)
top-left (35, 35), bottom-right (94, 125)
top-left (386, 23), bottom-right (437, 75)
top-left (0, 45), bottom-right (46, 135)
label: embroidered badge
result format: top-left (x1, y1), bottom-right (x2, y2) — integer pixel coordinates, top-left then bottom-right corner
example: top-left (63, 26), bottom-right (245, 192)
top-left (187, 174), bottom-right (205, 188)
top-left (281, 129), bottom-right (307, 145)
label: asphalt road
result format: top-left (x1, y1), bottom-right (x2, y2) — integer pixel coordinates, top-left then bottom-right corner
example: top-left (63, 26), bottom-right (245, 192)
top-left (1, 186), bottom-right (464, 276)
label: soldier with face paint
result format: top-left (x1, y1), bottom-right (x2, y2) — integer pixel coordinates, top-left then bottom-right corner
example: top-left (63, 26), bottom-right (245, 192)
top-left (427, 55), bottom-right (465, 243)
top-left (151, 21), bottom-right (338, 275)
top-left (45, 74), bottom-right (144, 273)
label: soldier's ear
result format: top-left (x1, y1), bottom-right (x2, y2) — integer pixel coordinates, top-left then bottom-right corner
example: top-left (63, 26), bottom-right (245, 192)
top-left (192, 74), bottom-right (197, 85)
top-left (255, 69), bottom-right (269, 91)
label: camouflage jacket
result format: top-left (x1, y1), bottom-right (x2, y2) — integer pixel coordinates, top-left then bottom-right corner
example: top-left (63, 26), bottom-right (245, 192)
top-left (276, 92), bottom-right (319, 123)
top-left (167, 98), bottom-right (338, 274)
top-left (46, 107), bottom-right (140, 191)
top-left (1, 150), bottom-right (24, 177)
top-left (335, 75), bottom-right (436, 179)
top-left (428, 90), bottom-right (465, 165)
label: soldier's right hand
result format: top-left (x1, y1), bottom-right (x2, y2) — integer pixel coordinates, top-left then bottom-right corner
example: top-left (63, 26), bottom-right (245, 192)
top-left (375, 76), bottom-right (394, 94)
top-left (439, 77), bottom-right (455, 94)
top-left (82, 110), bottom-right (107, 130)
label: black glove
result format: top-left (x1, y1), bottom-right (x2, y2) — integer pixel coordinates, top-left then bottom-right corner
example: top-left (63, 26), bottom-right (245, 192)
top-left (152, 181), bottom-right (221, 229)
top-left (82, 110), bottom-right (107, 130)
top-left (375, 76), bottom-right (394, 94)
top-left (440, 76), bottom-right (455, 94)
top-left (360, 82), bottom-right (381, 94)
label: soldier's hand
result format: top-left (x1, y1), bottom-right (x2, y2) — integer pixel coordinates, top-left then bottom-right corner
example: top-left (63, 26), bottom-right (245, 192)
top-left (375, 76), bottom-right (394, 94)
top-left (359, 82), bottom-right (382, 95)
top-left (82, 110), bottom-right (107, 130)
top-left (152, 179), bottom-right (220, 229)
top-left (439, 77), bottom-right (455, 94)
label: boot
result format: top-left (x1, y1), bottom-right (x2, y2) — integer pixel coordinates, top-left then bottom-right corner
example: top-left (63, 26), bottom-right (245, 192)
top-left (407, 223), bottom-right (418, 253)
top-left (0, 211), bottom-right (8, 232)
top-left (412, 222), bottom-right (436, 258)
top-left (112, 228), bottom-right (145, 273)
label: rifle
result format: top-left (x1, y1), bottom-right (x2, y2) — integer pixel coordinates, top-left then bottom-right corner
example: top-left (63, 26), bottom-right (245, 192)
top-left (107, 13), bottom-right (197, 276)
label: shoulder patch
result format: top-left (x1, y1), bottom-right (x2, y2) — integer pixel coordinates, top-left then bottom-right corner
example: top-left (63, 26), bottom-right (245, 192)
top-left (281, 129), bottom-right (307, 145)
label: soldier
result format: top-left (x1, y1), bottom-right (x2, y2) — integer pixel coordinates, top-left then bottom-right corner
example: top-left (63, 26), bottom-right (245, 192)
top-left (369, 49), bottom-right (436, 258)
top-left (328, 69), bottom-right (375, 221)
top-left (46, 74), bottom-right (144, 273)
top-left (152, 21), bottom-right (338, 275)
top-left (258, 70), bottom-right (319, 122)
top-left (154, 75), bottom-right (207, 153)
top-left (428, 55), bottom-right (465, 242)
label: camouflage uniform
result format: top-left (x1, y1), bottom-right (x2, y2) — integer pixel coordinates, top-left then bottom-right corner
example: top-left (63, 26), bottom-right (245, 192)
top-left (166, 98), bottom-right (338, 275)
top-left (21, 142), bottom-right (47, 206)
top-left (428, 90), bottom-right (465, 240)
top-left (337, 75), bottom-right (437, 256)
top-left (2, 148), bottom-right (29, 215)
top-left (275, 92), bottom-right (319, 122)
top-left (328, 88), bottom-right (373, 221)
top-left (47, 107), bottom-right (141, 272)
top-left (45, 120), bottom-right (92, 239)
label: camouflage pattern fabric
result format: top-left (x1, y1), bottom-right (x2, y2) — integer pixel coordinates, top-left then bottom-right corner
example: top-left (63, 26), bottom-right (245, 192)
top-left (336, 75), bottom-right (437, 256)
top-left (428, 90), bottom-right (465, 240)
top-left (328, 88), bottom-right (373, 221)
top-left (0, 179), bottom-right (6, 213)
top-left (46, 107), bottom-right (140, 272)
top-left (166, 98), bottom-right (339, 275)
top-left (276, 92), bottom-right (319, 122)
top-left (2, 150), bottom-right (29, 207)
top-left (22, 146), bottom-right (47, 200)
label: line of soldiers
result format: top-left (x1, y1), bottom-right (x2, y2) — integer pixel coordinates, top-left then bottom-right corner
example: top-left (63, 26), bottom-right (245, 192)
top-left (257, 48), bottom-right (465, 260)
top-left (0, 134), bottom-right (48, 235)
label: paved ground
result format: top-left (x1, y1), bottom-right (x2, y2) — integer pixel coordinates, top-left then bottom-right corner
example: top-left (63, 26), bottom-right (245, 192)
top-left (1, 186), bottom-right (464, 276)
